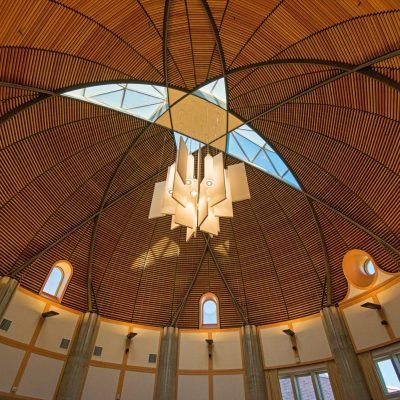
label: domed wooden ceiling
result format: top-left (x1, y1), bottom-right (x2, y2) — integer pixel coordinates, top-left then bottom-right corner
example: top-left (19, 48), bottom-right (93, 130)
top-left (0, 0), bottom-right (399, 328)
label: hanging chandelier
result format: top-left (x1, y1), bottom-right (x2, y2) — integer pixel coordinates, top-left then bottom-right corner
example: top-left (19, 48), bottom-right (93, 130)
top-left (149, 137), bottom-right (250, 241)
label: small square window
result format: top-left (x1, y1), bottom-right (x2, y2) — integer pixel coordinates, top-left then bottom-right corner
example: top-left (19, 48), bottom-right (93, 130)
top-left (148, 354), bottom-right (157, 363)
top-left (93, 346), bottom-right (103, 357)
top-left (60, 338), bottom-right (70, 349)
top-left (0, 319), bottom-right (12, 331)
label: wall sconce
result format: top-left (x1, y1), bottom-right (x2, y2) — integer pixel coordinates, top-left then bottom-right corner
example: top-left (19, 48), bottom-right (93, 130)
top-left (42, 311), bottom-right (59, 318)
top-left (361, 302), bottom-right (389, 326)
top-left (361, 302), bottom-right (381, 310)
top-left (125, 332), bottom-right (137, 354)
top-left (283, 328), bottom-right (300, 363)
top-left (205, 339), bottom-right (214, 358)
top-left (282, 329), bottom-right (295, 336)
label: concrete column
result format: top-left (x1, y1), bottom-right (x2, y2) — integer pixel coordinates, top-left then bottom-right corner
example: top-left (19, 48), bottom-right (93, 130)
top-left (242, 325), bottom-right (268, 400)
top-left (154, 327), bottom-right (178, 400)
top-left (0, 276), bottom-right (19, 321)
top-left (56, 312), bottom-right (100, 400)
top-left (321, 306), bottom-right (372, 400)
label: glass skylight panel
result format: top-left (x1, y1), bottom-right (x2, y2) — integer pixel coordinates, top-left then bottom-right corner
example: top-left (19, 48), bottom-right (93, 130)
top-left (227, 124), bottom-right (301, 189)
top-left (193, 78), bottom-right (226, 109)
top-left (174, 132), bottom-right (205, 153)
top-left (63, 83), bottom-right (168, 122)
top-left (64, 80), bottom-right (300, 190)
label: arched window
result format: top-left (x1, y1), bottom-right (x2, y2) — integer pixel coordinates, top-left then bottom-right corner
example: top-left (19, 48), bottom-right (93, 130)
top-left (40, 260), bottom-right (73, 301)
top-left (200, 293), bottom-right (219, 328)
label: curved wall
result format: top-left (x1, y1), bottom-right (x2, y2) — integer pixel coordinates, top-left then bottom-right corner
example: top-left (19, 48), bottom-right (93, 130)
top-left (0, 273), bottom-right (399, 400)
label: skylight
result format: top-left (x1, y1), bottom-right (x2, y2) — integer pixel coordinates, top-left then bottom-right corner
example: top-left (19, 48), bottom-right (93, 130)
top-left (174, 132), bottom-right (205, 153)
top-left (193, 78), bottom-right (226, 109)
top-left (63, 80), bottom-right (301, 190)
top-left (63, 83), bottom-right (168, 122)
top-left (227, 125), bottom-right (301, 189)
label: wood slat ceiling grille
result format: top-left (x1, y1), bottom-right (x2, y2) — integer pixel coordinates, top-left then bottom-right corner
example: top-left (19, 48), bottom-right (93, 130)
top-left (0, 0), bottom-right (399, 327)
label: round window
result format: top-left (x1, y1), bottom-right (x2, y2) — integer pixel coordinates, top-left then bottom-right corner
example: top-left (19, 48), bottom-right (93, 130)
top-left (363, 259), bottom-right (375, 276)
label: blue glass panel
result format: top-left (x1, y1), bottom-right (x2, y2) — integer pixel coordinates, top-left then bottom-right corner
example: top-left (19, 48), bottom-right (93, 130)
top-left (235, 133), bottom-right (262, 161)
top-left (64, 88), bottom-right (84, 98)
top-left (174, 132), bottom-right (204, 152)
top-left (91, 90), bottom-right (124, 109)
top-left (253, 151), bottom-right (275, 175)
top-left (151, 103), bottom-right (169, 121)
top-left (43, 267), bottom-right (63, 296)
top-left (85, 84), bottom-right (123, 98)
top-left (127, 84), bottom-right (165, 99)
top-left (194, 78), bottom-right (226, 108)
top-left (268, 151), bottom-right (289, 176)
top-left (282, 171), bottom-right (301, 189)
top-left (203, 300), bottom-right (217, 324)
top-left (227, 133), bottom-right (248, 161)
top-left (123, 90), bottom-right (163, 109)
top-left (132, 104), bottom-right (164, 121)
top-left (235, 125), bottom-right (265, 147)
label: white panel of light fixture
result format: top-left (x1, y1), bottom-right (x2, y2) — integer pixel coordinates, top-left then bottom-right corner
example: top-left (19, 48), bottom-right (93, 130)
top-left (198, 179), bottom-right (209, 226)
top-left (186, 154), bottom-right (194, 182)
top-left (176, 137), bottom-right (189, 182)
top-left (172, 171), bottom-right (188, 207)
top-left (148, 181), bottom-right (166, 219)
top-left (186, 227), bottom-right (196, 242)
top-left (213, 170), bottom-right (233, 218)
top-left (228, 163), bottom-right (250, 202)
top-left (162, 164), bottom-right (178, 214)
top-left (161, 191), bottom-right (176, 215)
top-left (171, 215), bottom-right (180, 230)
top-left (175, 201), bottom-right (196, 229)
top-left (204, 154), bottom-right (214, 185)
top-left (208, 153), bottom-right (226, 207)
top-left (200, 207), bottom-right (220, 236)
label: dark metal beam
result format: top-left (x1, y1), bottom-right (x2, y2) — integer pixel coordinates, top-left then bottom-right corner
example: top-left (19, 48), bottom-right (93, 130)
top-left (226, 58), bottom-right (400, 93)
top-left (86, 123), bottom-right (153, 312)
top-left (203, 233), bottom-right (249, 324)
top-left (199, 0), bottom-right (230, 152)
top-left (304, 192), bottom-right (400, 259)
top-left (9, 167), bottom-right (167, 277)
top-left (169, 242), bottom-right (209, 326)
top-left (306, 199), bottom-right (332, 306)
top-left (226, 49), bottom-right (400, 128)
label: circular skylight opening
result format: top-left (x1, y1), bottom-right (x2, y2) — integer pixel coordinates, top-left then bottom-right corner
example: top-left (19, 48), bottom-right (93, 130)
top-left (363, 259), bottom-right (376, 276)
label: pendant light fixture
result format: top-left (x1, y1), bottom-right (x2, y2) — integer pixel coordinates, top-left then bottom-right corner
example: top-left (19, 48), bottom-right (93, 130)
top-left (149, 137), bottom-right (250, 241)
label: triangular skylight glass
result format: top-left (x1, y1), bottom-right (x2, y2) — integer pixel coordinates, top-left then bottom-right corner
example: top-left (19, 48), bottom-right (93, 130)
top-left (63, 83), bottom-right (168, 122)
top-left (227, 124), bottom-right (301, 190)
top-left (193, 77), bottom-right (226, 109)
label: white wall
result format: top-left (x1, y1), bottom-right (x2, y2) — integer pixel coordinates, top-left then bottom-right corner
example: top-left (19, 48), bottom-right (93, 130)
top-left (0, 290), bottom-right (45, 343)
top-left (17, 353), bottom-right (64, 400)
top-left (0, 343), bottom-right (25, 392)
top-left (121, 371), bottom-right (155, 400)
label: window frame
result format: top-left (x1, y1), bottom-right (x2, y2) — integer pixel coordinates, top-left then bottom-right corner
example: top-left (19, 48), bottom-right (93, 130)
top-left (373, 352), bottom-right (400, 398)
top-left (199, 292), bottom-right (220, 329)
top-left (40, 260), bottom-right (73, 302)
top-left (279, 367), bottom-right (335, 400)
